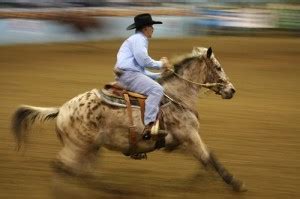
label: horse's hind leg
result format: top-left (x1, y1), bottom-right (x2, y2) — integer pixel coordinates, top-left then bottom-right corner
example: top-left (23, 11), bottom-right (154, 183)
top-left (54, 140), bottom-right (100, 176)
top-left (53, 128), bottom-right (101, 176)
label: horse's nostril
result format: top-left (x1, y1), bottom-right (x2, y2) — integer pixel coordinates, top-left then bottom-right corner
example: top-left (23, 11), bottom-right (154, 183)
top-left (230, 88), bottom-right (236, 94)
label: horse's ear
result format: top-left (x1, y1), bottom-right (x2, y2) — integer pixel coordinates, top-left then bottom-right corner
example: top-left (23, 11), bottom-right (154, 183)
top-left (207, 47), bottom-right (213, 58)
top-left (192, 47), bottom-right (200, 55)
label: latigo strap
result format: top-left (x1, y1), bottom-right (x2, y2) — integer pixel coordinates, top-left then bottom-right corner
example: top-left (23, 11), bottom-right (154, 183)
top-left (123, 93), bottom-right (137, 153)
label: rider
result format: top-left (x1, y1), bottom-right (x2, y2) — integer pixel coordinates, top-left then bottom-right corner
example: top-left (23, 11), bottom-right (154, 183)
top-left (114, 13), bottom-right (171, 139)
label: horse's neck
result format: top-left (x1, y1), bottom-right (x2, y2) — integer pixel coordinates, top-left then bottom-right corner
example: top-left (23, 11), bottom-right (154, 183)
top-left (162, 61), bottom-right (206, 110)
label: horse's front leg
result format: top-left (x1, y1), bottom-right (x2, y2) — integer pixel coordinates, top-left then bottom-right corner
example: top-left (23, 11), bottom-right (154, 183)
top-left (208, 151), bottom-right (247, 192)
top-left (184, 129), bottom-right (247, 192)
top-left (183, 129), bottom-right (210, 167)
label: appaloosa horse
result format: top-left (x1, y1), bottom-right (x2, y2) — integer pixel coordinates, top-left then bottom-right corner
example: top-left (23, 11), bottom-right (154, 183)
top-left (11, 47), bottom-right (246, 192)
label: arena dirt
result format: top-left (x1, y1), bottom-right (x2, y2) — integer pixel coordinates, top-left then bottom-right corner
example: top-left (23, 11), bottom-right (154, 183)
top-left (0, 36), bottom-right (299, 198)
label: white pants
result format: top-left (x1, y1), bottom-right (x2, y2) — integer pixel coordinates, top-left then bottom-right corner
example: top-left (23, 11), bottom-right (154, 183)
top-left (116, 71), bottom-right (164, 125)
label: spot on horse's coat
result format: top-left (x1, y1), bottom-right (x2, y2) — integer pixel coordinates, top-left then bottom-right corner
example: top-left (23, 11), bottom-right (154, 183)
top-left (87, 110), bottom-right (93, 119)
top-left (87, 102), bottom-right (91, 109)
top-left (70, 116), bottom-right (75, 123)
top-left (92, 103), bottom-right (100, 111)
top-left (90, 121), bottom-right (98, 129)
top-left (79, 103), bottom-right (84, 107)
top-left (96, 115), bottom-right (101, 121)
top-left (69, 116), bottom-right (75, 128)
top-left (78, 96), bottom-right (84, 102)
top-left (85, 92), bottom-right (91, 100)
top-left (74, 129), bottom-right (94, 144)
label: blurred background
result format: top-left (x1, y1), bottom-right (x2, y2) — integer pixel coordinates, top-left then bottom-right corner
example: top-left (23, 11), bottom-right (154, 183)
top-left (0, 1), bottom-right (299, 199)
top-left (0, 0), bottom-right (299, 44)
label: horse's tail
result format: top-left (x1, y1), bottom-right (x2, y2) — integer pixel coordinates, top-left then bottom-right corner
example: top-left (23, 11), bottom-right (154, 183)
top-left (11, 105), bottom-right (60, 150)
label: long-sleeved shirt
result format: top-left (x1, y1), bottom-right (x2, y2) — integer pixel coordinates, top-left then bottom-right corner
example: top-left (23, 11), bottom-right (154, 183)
top-left (115, 32), bottom-right (162, 79)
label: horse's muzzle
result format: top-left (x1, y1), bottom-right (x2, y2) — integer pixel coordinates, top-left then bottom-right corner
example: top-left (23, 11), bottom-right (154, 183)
top-left (220, 84), bottom-right (236, 99)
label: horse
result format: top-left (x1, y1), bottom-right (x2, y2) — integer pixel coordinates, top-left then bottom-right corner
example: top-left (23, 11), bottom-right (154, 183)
top-left (11, 47), bottom-right (246, 192)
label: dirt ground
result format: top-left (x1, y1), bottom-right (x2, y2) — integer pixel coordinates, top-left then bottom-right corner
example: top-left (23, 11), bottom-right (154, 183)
top-left (0, 36), bottom-right (299, 199)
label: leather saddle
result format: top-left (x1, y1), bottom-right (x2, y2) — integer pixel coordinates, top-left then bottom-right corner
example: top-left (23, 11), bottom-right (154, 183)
top-left (99, 82), bottom-right (166, 157)
top-left (100, 82), bottom-right (146, 154)
top-left (100, 82), bottom-right (146, 108)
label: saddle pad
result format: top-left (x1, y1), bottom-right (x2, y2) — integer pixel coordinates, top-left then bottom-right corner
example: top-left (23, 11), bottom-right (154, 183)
top-left (98, 89), bottom-right (141, 108)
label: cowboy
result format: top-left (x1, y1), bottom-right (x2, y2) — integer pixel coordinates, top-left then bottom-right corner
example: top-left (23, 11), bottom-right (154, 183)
top-left (115, 13), bottom-right (171, 139)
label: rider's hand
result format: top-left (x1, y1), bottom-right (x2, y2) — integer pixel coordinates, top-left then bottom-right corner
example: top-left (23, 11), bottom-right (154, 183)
top-left (160, 57), bottom-right (172, 70)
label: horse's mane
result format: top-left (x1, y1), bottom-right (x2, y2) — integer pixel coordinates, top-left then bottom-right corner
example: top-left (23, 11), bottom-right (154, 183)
top-left (159, 53), bottom-right (201, 83)
top-left (159, 47), bottom-right (209, 83)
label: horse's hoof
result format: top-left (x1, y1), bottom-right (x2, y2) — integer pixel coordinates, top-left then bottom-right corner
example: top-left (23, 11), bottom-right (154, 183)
top-left (232, 179), bottom-right (248, 192)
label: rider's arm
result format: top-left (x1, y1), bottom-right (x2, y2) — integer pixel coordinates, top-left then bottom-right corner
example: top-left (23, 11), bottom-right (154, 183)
top-left (143, 70), bottom-right (161, 80)
top-left (132, 35), bottom-right (162, 69)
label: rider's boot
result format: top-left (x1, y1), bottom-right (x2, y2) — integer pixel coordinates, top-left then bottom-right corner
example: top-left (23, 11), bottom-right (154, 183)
top-left (142, 122), bottom-right (153, 140)
top-left (142, 120), bottom-right (167, 140)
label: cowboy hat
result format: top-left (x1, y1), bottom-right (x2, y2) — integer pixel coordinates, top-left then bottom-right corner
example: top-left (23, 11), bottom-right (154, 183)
top-left (126, 13), bottom-right (162, 30)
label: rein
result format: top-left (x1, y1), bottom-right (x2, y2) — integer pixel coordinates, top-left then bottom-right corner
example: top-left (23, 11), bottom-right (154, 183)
top-left (166, 68), bottom-right (223, 89)
top-left (162, 66), bottom-right (224, 111)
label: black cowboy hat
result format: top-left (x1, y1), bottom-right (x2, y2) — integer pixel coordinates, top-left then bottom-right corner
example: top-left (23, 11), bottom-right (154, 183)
top-left (126, 13), bottom-right (162, 30)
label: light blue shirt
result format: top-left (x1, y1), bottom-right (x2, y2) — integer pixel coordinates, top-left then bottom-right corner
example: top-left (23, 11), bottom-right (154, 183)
top-left (115, 32), bottom-right (163, 80)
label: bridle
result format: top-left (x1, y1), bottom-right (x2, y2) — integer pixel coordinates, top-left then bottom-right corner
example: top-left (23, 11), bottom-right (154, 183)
top-left (166, 54), bottom-right (227, 89)
top-left (163, 59), bottom-right (227, 109)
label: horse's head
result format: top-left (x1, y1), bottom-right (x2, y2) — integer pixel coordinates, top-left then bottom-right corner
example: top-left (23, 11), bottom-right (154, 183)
top-left (192, 47), bottom-right (236, 99)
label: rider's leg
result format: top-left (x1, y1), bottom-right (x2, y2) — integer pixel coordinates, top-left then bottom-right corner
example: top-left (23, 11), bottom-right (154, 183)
top-left (117, 71), bottom-right (163, 124)
top-left (117, 71), bottom-right (164, 138)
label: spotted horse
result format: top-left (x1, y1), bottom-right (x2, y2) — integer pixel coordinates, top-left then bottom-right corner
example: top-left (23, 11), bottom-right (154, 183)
top-left (11, 47), bottom-right (246, 192)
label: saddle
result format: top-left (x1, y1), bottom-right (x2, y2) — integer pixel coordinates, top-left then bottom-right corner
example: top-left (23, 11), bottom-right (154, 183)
top-left (99, 82), bottom-right (166, 158)
top-left (100, 82), bottom-right (146, 154)
top-left (101, 82), bottom-right (146, 123)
